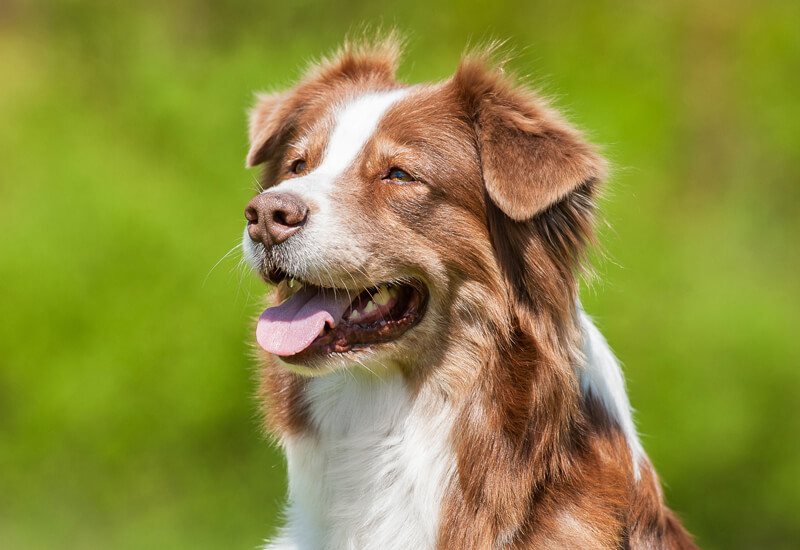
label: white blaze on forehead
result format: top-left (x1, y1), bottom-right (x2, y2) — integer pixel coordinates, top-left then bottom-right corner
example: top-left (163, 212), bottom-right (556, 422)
top-left (316, 87), bottom-right (410, 177)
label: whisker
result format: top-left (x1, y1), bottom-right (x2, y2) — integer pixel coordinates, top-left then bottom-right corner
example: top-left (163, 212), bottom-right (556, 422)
top-left (320, 264), bottom-right (339, 300)
top-left (234, 254), bottom-right (256, 306)
top-left (252, 175), bottom-right (265, 193)
top-left (204, 242), bottom-right (243, 287)
top-left (360, 350), bottom-right (392, 385)
top-left (353, 357), bottom-right (380, 379)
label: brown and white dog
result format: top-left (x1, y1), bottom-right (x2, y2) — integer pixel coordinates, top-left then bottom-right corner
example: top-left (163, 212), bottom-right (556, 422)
top-left (242, 38), bottom-right (698, 550)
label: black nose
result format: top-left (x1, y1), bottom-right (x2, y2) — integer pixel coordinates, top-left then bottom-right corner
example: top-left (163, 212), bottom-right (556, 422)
top-left (245, 192), bottom-right (309, 247)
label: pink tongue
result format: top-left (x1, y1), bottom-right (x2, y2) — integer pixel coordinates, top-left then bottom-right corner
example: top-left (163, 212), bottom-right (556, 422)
top-left (256, 287), bottom-right (354, 356)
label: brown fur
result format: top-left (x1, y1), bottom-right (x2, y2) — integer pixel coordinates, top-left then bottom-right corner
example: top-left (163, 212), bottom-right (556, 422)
top-left (247, 37), bottom-right (697, 549)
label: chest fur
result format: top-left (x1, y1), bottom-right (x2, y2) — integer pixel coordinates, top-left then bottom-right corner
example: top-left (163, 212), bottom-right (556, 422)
top-left (276, 370), bottom-right (455, 550)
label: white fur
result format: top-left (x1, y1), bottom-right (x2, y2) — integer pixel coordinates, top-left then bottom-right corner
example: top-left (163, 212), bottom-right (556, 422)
top-left (577, 311), bottom-right (645, 478)
top-left (242, 89), bottom-right (410, 281)
top-left (266, 368), bottom-right (455, 550)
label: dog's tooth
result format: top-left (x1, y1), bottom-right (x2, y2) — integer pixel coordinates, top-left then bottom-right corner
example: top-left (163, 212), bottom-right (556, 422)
top-left (288, 278), bottom-right (295, 288)
top-left (364, 301), bottom-right (377, 313)
top-left (318, 326), bottom-right (325, 337)
top-left (349, 310), bottom-right (361, 321)
top-left (374, 287), bottom-right (391, 306)
top-left (388, 286), bottom-right (398, 298)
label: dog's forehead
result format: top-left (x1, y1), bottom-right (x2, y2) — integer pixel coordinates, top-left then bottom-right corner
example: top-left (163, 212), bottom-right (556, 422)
top-left (296, 83), bottom-right (464, 172)
top-left (268, 86), bottom-right (415, 201)
top-left (295, 81), bottom-right (445, 143)
top-left (267, 80), bottom-right (474, 212)
top-left (314, 87), bottom-right (411, 175)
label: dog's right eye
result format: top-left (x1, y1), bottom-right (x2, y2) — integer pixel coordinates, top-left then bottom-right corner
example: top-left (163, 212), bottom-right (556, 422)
top-left (385, 167), bottom-right (415, 183)
top-left (290, 159), bottom-right (307, 174)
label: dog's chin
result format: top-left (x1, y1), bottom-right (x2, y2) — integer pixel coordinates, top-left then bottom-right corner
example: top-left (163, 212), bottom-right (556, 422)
top-left (272, 345), bottom-right (404, 378)
top-left (257, 267), bottom-right (430, 376)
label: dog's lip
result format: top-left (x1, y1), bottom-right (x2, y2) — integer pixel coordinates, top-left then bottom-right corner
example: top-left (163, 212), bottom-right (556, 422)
top-left (266, 266), bottom-right (420, 295)
top-left (266, 267), bottom-right (355, 291)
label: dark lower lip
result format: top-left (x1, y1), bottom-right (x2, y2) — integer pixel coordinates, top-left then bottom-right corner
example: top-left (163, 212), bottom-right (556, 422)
top-left (278, 281), bottom-right (428, 365)
top-left (266, 267), bottom-right (291, 286)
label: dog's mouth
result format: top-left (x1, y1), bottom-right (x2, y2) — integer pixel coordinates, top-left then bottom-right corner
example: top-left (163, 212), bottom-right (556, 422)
top-left (256, 269), bottom-right (428, 363)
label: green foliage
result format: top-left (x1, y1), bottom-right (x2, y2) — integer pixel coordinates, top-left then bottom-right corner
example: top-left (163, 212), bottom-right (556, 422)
top-left (1, 1), bottom-right (798, 548)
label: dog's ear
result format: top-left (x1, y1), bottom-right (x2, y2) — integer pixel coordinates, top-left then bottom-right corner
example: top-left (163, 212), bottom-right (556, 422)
top-left (450, 53), bottom-right (606, 317)
top-left (246, 91), bottom-right (294, 168)
top-left (451, 54), bottom-right (606, 221)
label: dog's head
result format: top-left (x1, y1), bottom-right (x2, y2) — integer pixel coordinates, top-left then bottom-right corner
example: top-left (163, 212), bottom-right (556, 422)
top-left (242, 39), bottom-right (605, 376)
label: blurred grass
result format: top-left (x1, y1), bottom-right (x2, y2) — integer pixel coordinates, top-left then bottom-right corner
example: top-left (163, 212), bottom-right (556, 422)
top-left (0, 1), bottom-right (798, 548)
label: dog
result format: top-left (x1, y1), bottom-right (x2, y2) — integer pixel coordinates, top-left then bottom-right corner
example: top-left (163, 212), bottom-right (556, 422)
top-left (241, 37), bottom-right (698, 550)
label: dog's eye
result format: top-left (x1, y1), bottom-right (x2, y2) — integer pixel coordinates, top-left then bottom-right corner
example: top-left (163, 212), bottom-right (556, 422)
top-left (386, 168), bottom-right (414, 183)
top-left (290, 159), bottom-right (307, 174)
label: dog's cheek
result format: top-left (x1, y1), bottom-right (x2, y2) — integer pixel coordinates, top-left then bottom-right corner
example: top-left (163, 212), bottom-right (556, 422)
top-left (345, 183), bottom-right (430, 253)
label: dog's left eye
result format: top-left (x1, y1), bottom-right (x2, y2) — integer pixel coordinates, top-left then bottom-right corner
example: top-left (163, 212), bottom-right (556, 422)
top-left (290, 159), bottom-right (307, 174)
top-left (385, 168), bottom-right (415, 183)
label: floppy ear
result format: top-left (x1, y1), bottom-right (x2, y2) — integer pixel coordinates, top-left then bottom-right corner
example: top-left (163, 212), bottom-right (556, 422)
top-left (453, 56), bottom-right (606, 220)
top-left (450, 54), bottom-right (606, 319)
top-left (246, 91), bottom-right (293, 168)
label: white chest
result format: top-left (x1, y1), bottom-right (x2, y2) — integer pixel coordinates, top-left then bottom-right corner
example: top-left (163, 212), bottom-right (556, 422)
top-left (268, 370), bottom-right (455, 550)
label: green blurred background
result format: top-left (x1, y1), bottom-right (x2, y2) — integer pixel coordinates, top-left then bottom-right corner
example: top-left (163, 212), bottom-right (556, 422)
top-left (1, 0), bottom-right (798, 548)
